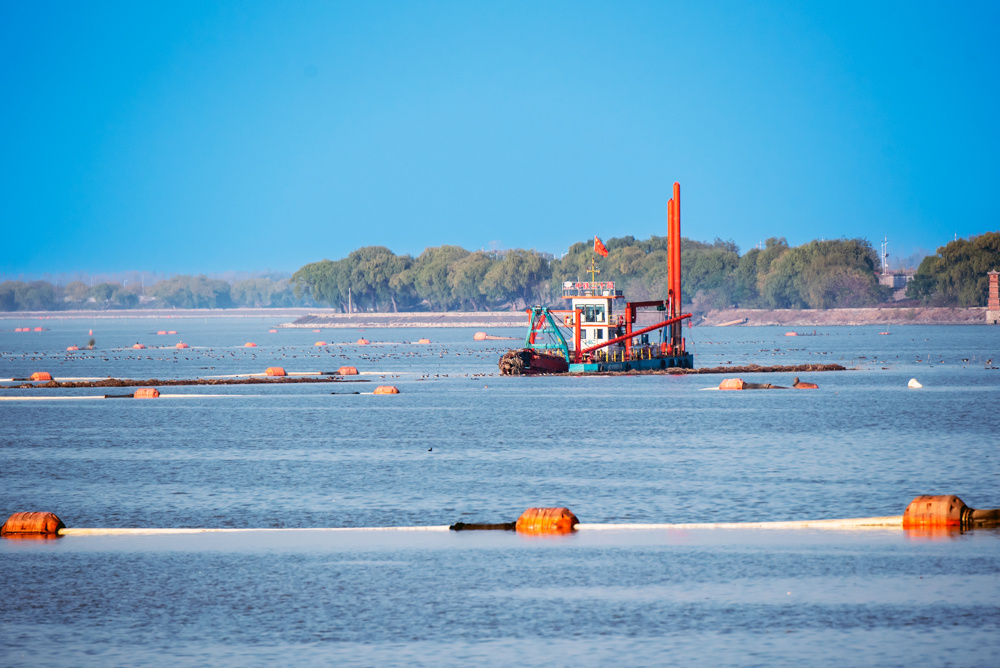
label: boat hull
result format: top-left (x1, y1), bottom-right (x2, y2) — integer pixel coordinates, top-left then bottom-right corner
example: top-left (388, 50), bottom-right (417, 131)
top-left (568, 353), bottom-right (693, 373)
top-left (499, 349), bottom-right (569, 375)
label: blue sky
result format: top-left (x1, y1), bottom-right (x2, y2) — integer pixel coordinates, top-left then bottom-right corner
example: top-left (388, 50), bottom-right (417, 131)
top-left (2, 1), bottom-right (997, 276)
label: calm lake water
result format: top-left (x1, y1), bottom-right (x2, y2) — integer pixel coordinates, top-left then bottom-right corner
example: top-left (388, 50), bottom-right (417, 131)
top-left (1, 317), bottom-right (998, 666)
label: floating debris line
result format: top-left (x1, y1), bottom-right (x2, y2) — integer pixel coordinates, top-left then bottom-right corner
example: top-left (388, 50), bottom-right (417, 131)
top-left (2, 377), bottom-right (369, 389)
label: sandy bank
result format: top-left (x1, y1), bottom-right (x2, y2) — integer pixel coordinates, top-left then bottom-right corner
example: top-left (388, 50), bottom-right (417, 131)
top-left (697, 307), bottom-right (988, 326)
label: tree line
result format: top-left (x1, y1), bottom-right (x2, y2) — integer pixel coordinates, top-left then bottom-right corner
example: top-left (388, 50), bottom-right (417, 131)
top-left (289, 235), bottom-right (893, 312)
top-left (0, 276), bottom-right (308, 311)
top-left (4, 232), bottom-right (995, 312)
top-left (906, 231), bottom-right (1000, 306)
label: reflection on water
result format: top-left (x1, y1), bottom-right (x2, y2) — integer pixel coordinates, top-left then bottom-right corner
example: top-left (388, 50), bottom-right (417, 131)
top-left (1, 321), bottom-right (999, 665)
top-left (903, 526), bottom-right (969, 542)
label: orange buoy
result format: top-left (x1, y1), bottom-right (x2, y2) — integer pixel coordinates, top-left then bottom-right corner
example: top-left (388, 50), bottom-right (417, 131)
top-left (245, 342), bottom-right (257, 347)
top-left (265, 367), bottom-right (286, 376)
top-left (156, 330), bottom-right (167, 335)
top-left (34, 327), bottom-right (43, 331)
top-left (167, 330), bottom-right (177, 335)
top-left (785, 332), bottom-right (798, 336)
top-left (357, 338), bottom-right (370, 345)
top-left (515, 507), bottom-right (579, 534)
top-left (176, 342), bottom-right (189, 349)
top-left (338, 366), bottom-right (359, 375)
top-left (473, 332), bottom-right (488, 341)
top-left (903, 495), bottom-right (969, 528)
top-left (373, 385), bottom-right (399, 394)
top-left (30, 372), bottom-right (52, 381)
top-left (1, 511), bottom-right (65, 535)
top-left (792, 377), bottom-right (818, 389)
top-left (315, 341), bottom-right (327, 346)
top-left (417, 338), bottom-right (431, 344)
top-left (133, 387), bottom-right (160, 398)
top-left (66, 346), bottom-right (79, 351)
top-left (902, 495), bottom-right (1000, 529)
top-left (313, 329), bottom-right (321, 333)
top-left (133, 343), bottom-right (146, 350)
top-left (718, 378), bottom-right (745, 390)
top-left (268, 329), bottom-right (278, 333)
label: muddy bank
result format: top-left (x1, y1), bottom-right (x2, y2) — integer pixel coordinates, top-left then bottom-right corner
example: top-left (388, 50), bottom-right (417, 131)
top-left (566, 363), bottom-right (847, 377)
top-left (2, 377), bottom-right (369, 389)
top-left (291, 307), bottom-right (989, 328)
top-left (697, 307), bottom-right (986, 326)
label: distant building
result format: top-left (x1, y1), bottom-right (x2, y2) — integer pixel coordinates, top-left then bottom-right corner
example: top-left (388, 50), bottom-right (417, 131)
top-left (878, 272), bottom-right (914, 301)
top-left (988, 270), bottom-right (999, 325)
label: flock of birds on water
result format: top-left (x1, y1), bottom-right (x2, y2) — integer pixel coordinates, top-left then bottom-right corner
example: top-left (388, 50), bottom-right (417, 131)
top-left (0, 332), bottom-right (510, 382)
top-left (1, 329), bottom-right (998, 382)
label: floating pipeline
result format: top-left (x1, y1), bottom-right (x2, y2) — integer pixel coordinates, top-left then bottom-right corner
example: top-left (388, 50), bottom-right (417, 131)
top-left (451, 508), bottom-right (578, 534)
top-left (718, 377), bottom-right (818, 390)
top-left (2, 377), bottom-right (370, 389)
top-left (5, 497), bottom-right (1000, 538)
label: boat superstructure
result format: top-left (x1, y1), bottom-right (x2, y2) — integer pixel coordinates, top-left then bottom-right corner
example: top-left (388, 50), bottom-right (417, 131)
top-left (500, 181), bottom-right (694, 374)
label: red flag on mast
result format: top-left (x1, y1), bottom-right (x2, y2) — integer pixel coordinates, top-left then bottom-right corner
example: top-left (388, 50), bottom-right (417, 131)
top-left (594, 236), bottom-right (609, 257)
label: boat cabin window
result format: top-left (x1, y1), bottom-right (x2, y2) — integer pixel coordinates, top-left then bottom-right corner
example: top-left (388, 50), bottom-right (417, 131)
top-left (596, 329), bottom-right (604, 340)
top-left (580, 305), bottom-right (605, 323)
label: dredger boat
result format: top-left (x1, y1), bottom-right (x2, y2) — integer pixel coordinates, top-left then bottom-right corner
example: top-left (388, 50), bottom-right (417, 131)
top-left (499, 181), bottom-right (693, 375)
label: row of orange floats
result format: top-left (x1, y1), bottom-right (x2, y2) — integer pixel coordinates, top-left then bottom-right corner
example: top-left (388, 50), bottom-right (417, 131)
top-left (13, 327), bottom-right (45, 332)
top-left (0, 506), bottom-right (575, 537)
top-left (127, 343), bottom-right (189, 350)
top-left (315, 338), bottom-right (371, 346)
top-left (6, 497), bottom-right (999, 537)
top-left (155, 331), bottom-right (179, 335)
top-left (265, 366), bottom-right (359, 376)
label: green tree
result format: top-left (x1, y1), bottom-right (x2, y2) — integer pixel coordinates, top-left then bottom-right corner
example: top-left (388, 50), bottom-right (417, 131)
top-left (150, 276), bottom-right (233, 308)
top-left (111, 287), bottom-right (139, 309)
top-left (412, 245), bottom-right (469, 310)
top-left (447, 251), bottom-right (495, 310)
top-left (681, 239), bottom-right (740, 309)
top-left (758, 238), bottom-right (882, 308)
top-left (480, 249), bottom-right (551, 308)
top-left (907, 232), bottom-right (1000, 306)
top-left (65, 281), bottom-right (89, 303)
top-left (89, 282), bottom-right (116, 306)
top-left (346, 246), bottom-right (413, 312)
top-left (291, 260), bottom-right (347, 309)
top-left (0, 281), bottom-right (61, 311)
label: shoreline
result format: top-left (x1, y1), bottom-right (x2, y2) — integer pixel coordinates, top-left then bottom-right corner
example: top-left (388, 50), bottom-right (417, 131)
top-left (0, 306), bottom-right (991, 327)
top-left (697, 306), bottom-right (988, 326)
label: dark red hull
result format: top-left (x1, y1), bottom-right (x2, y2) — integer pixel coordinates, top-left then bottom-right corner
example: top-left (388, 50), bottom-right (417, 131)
top-left (499, 349), bottom-right (569, 375)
